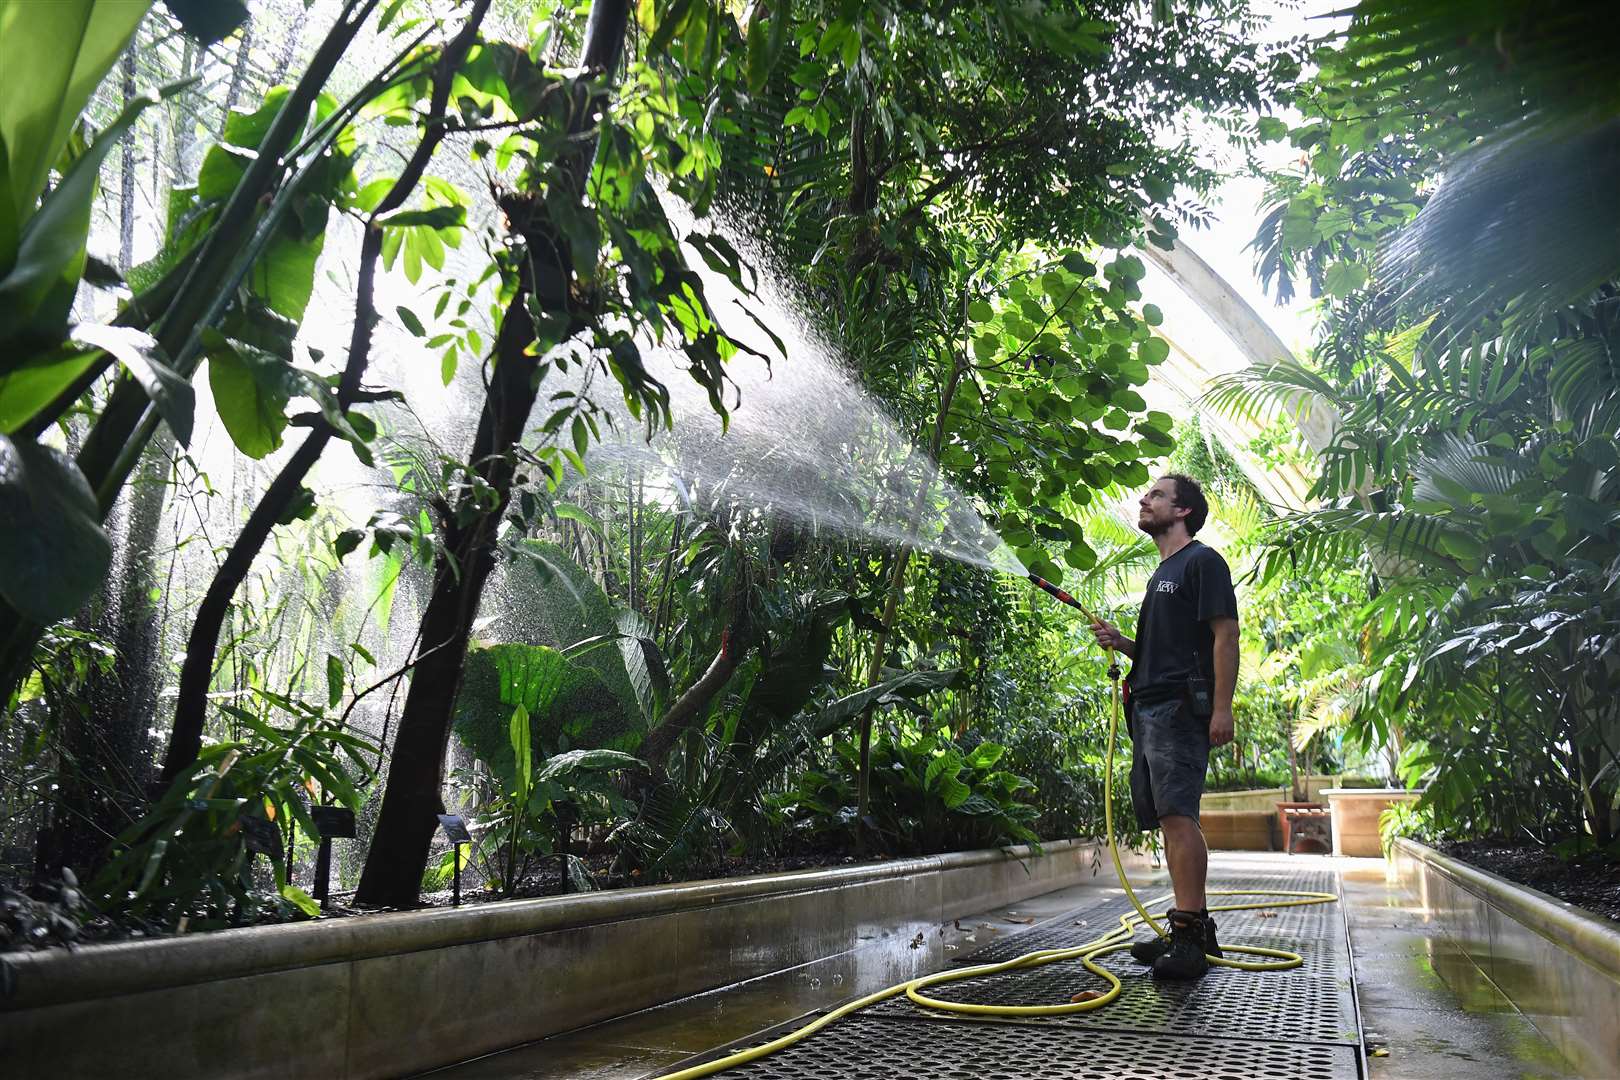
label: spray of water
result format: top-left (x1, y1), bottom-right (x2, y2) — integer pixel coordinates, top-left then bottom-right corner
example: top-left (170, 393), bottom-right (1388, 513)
top-left (578, 205), bottom-right (1027, 578)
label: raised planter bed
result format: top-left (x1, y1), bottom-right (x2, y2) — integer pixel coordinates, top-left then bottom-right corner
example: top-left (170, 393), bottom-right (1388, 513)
top-left (0, 838), bottom-right (1142, 1079)
top-left (1392, 837), bottom-right (1620, 1077)
top-left (1200, 786), bottom-right (1286, 813)
top-left (1200, 809), bottom-right (1274, 851)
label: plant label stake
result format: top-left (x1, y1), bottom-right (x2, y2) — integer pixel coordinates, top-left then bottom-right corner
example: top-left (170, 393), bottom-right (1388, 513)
top-left (310, 806), bottom-right (356, 910)
top-left (438, 814), bottom-right (471, 907)
top-left (241, 815), bottom-right (281, 861)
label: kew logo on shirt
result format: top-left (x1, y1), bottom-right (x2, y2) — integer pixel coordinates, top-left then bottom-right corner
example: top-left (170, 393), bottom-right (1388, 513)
top-left (1154, 580), bottom-right (1179, 594)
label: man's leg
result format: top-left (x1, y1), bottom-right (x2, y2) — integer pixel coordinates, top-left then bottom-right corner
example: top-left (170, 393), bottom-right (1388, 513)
top-left (1159, 814), bottom-right (1207, 912)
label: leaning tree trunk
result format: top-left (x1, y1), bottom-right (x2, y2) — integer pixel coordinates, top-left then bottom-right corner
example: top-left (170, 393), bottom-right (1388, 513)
top-left (160, 0), bottom-right (493, 788)
top-left (353, 0), bottom-right (630, 908)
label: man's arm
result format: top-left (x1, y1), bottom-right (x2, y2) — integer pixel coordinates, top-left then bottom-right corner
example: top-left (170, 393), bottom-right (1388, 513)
top-left (1089, 620), bottom-right (1136, 659)
top-left (1208, 616), bottom-right (1238, 746)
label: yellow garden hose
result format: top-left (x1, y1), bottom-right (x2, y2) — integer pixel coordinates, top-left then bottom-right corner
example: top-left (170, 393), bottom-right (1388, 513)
top-left (654, 592), bottom-right (1337, 1080)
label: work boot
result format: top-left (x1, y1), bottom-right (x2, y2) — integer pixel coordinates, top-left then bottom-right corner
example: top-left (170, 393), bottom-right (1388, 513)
top-left (1152, 909), bottom-right (1210, 981)
top-left (1130, 910), bottom-right (1221, 965)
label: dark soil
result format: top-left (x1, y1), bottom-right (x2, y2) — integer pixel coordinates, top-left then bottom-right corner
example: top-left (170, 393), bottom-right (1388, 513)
top-left (1439, 838), bottom-right (1620, 922)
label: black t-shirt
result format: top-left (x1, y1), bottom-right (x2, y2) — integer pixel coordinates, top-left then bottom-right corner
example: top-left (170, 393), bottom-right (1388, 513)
top-left (1127, 540), bottom-right (1238, 703)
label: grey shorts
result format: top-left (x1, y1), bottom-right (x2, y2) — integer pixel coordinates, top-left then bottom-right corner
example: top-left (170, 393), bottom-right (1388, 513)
top-left (1128, 696), bottom-right (1210, 829)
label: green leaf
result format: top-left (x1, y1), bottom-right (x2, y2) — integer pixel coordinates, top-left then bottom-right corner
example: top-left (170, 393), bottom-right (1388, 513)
top-left (0, 342), bottom-right (100, 433)
top-left (0, 0), bottom-right (147, 249)
top-left (966, 743), bottom-right (1006, 769)
top-left (396, 304), bottom-right (427, 338)
top-left (196, 144), bottom-right (255, 201)
top-left (161, 0), bottom-right (250, 45)
top-left (937, 772), bottom-right (972, 809)
top-left (204, 332), bottom-right (300, 459)
top-left (326, 654), bottom-right (343, 709)
top-left (532, 748), bottom-right (643, 785)
top-left (968, 299), bottom-right (994, 323)
top-left (1138, 337), bottom-right (1169, 365)
top-left (278, 882), bottom-right (321, 918)
top-left (249, 227), bottom-right (324, 322)
top-left (509, 703), bottom-right (532, 796)
top-left (924, 748), bottom-right (962, 792)
top-left (297, 373), bottom-right (371, 465)
top-left (746, 2), bottom-right (791, 93)
top-left (1323, 260), bottom-right (1370, 298)
top-left (335, 528), bottom-right (365, 560)
top-left (1256, 116), bottom-right (1288, 142)
top-left (70, 325), bottom-right (193, 446)
top-left (374, 205), bottom-right (466, 230)
top-left (1, 79), bottom-right (191, 342)
top-left (0, 434), bottom-right (111, 623)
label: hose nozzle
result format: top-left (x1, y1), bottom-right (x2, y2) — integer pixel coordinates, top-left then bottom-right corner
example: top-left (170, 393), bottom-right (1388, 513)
top-left (1027, 572), bottom-right (1089, 617)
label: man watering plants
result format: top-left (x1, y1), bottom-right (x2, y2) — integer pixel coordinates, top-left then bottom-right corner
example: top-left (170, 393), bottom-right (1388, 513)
top-left (1089, 473), bottom-right (1238, 981)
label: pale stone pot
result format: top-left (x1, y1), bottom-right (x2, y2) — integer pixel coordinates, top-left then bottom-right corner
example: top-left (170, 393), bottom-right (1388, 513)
top-left (1324, 787), bottom-right (1420, 857)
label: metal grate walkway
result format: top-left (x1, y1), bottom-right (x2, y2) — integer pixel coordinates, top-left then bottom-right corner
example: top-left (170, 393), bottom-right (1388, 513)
top-left (667, 868), bottom-right (1363, 1080)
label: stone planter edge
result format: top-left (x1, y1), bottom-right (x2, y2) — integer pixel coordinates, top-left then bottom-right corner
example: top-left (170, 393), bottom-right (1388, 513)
top-left (1393, 837), bottom-right (1620, 1078)
top-left (1392, 836), bottom-right (1620, 983)
top-left (0, 836), bottom-right (1110, 1012)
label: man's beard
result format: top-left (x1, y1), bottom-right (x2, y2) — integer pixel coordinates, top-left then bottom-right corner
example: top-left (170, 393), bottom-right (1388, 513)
top-left (1138, 514), bottom-right (1170, 537)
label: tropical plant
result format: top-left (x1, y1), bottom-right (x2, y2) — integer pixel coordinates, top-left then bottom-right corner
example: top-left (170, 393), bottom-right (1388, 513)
top-left (92, 696), bottom-right (375, 929)
top-left (774, 731), bottom-right (1040, 855)
top-left (1216, 0), bottom-right (1620, 852)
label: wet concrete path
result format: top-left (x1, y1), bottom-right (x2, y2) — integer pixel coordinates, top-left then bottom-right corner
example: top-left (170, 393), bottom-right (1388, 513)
top-left (1341, 859), bottom-right (1579, 1080)
top-left (425, 852), bottom-right (1577, 1079)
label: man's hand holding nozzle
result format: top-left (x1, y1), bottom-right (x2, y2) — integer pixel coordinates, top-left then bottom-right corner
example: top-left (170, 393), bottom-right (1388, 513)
top-left (1090, 619), bottom-right (1127, 651)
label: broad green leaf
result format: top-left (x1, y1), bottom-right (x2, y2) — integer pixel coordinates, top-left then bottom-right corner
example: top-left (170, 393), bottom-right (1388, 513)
top-left (249, 226), bottom-right (324, 322)
top-left (1138, 337), bottom-right (1170, 365)
top-left (0, 79), bottom-right (189, 342)
top-left (397, 306), bottom-right (426, 337)
top-left (924, 748), bottom-right (961, 793)
top-left (0, 0), bottom-right (147, 249)
top-left (71, 324), bottom-right (194, 446)
top-left (196, 144), bottom-right (255, 201)
top-left (532, 748), bottom-right (643, 785)
top-left (204, 333), bottom-right (301, 459)
top-left (0, 433), bottom-right (111, 622)
top-left (375, 205), bottom-right (466, 230)
top-left (966, 743), bottom-right (1006, 769)
top-left (0, 343), bottom-right (100, 433)
top-left (1323, 260), bottom-right (1369, 298)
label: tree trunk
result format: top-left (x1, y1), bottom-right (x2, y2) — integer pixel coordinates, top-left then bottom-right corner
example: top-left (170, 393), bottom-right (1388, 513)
top-left (119, 47), bottom-right (138, 273)
top-left (642, 614), bottom-right (754, 769)
top-left (353, 0), bottom-right (630, 908)
top-left (161, 0), bottom-right (493, 788)
top-left (219, 15), bottom-right (255, 131)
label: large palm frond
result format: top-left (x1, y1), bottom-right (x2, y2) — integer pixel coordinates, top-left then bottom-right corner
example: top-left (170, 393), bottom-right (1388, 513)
top-left (1337, 2), bottom-right (1620, 342)
top-left (1380, 121), bottom-right (1620, 345)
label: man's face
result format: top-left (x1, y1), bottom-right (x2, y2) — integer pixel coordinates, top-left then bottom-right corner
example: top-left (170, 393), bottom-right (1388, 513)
top-left (1137, 477), bottom-right (1186, 536)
